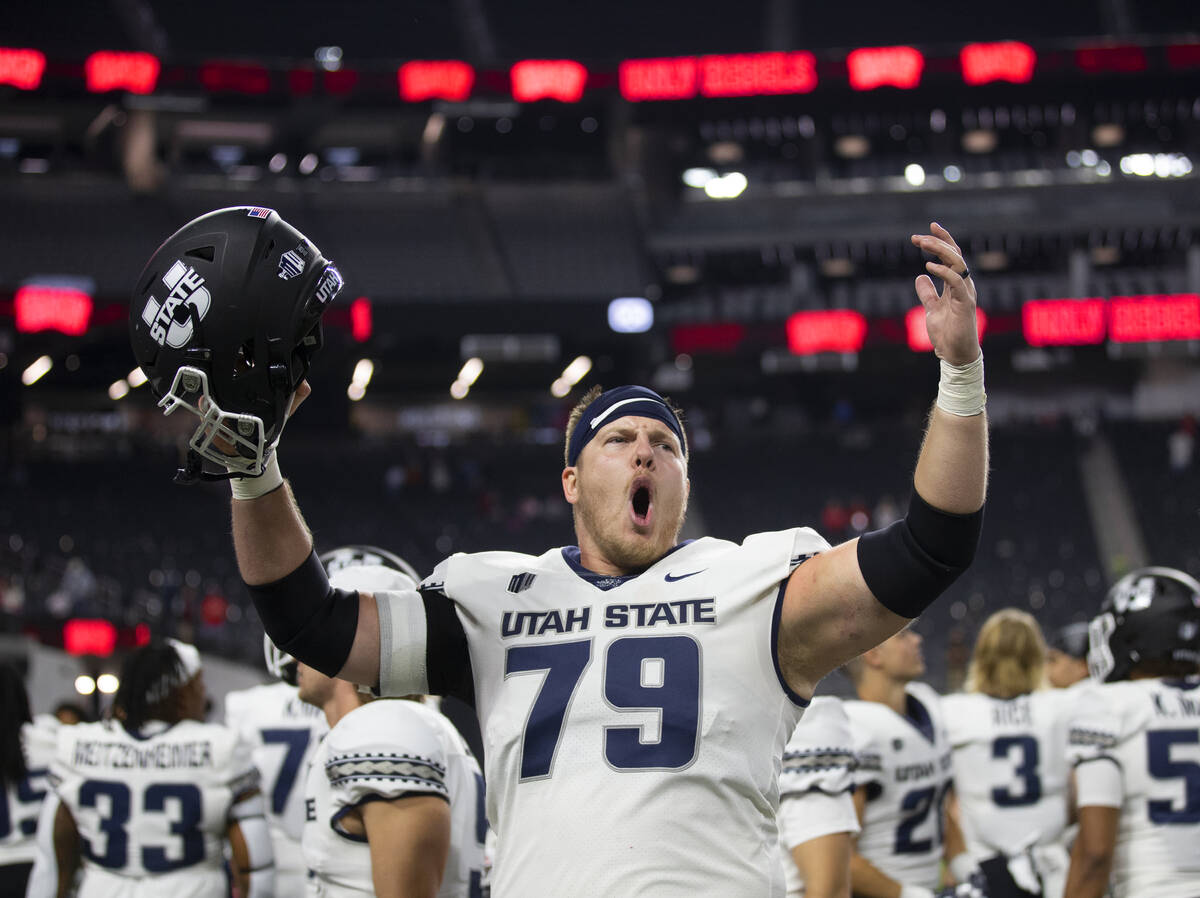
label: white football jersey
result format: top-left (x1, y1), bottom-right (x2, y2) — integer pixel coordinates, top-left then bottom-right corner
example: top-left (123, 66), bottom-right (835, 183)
top-left (376, 529), bottom-right (828, 897)
top-left (778, 696), bottom-right (860, 898)
top-left (1067, 677), bottom-right (1200, 898)
top-left (51, 718), bottom-right (259, 897)
top-left (225, 680), bottom-right (327, 891)
top-left (941, 689), bottom-right (1072, 897)
top-left (302, 699), bottom-right (485, 898)
top-left (0, 714), bottom-right (57, 867)
top-left (845, 682), bottom-right (954, 891)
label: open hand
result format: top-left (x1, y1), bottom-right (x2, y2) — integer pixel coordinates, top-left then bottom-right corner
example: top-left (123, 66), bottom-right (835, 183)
top-left (911, 223), bottom-right (980, 366)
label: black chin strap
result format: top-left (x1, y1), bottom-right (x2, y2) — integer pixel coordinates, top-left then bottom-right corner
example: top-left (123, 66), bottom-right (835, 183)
top-left (173, 449), bottom-right (241, 486)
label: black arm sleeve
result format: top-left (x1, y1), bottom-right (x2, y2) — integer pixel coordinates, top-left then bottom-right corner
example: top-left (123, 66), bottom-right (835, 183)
top-left (856, 491), bottom-right (984, 619)
top-left (245, 550), bottom-right (359, 678)
top-left (421, 588), bottom-right (476, 707)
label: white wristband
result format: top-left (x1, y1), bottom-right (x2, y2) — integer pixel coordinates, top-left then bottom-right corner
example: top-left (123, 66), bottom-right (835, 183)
top-left (230, 453), bottom-right (284, 501)
top-left (948, 852), bottom-right (978, 884)
top-left (898, 885), bottom-right (936, 898)
top-left (936, 353), bottom-right (986, 417)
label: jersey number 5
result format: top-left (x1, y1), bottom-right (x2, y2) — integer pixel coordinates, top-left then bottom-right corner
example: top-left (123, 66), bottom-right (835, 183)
top-left (505, 635), bottom-right (702, 780)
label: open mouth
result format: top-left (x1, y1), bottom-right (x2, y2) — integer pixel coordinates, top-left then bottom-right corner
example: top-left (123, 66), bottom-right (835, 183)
top-left (630, 480), bottom-right (653, 527)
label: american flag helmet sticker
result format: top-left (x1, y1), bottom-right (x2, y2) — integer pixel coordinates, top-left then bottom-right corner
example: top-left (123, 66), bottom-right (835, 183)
top-left (245, 207), bottom-right (272, 218)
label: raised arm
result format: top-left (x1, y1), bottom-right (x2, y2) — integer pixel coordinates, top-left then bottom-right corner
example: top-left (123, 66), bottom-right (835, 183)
top-left (777, 223), bottom-right (988, 697)
top-left (231, 383), bottom-right (382, 687)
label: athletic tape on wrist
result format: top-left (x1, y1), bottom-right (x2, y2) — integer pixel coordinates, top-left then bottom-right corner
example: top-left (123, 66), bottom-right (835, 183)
top-left (230, 453), bottom-right (284, 501)
top-left (936, 353), bottom-right (986, 417)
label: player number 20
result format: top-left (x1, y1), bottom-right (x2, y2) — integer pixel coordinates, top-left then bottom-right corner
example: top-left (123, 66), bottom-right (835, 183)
top-left (505, 635), bottom-right (702, 779)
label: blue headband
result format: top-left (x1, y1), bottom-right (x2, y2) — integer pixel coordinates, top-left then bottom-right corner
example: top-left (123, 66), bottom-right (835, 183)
top-left (567, 385), bottom-right (686, 466)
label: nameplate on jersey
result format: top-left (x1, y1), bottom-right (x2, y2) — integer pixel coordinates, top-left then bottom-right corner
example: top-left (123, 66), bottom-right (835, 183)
top-left (501, 599), bottom-right (717, 638)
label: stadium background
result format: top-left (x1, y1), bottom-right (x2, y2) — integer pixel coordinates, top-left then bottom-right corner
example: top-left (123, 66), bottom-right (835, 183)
top-left (1, 0), bottom-right (1198, 715)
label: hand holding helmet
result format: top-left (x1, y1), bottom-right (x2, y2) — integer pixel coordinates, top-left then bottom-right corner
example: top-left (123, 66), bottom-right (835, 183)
top-left (129, 206), bottom-right (342, 484)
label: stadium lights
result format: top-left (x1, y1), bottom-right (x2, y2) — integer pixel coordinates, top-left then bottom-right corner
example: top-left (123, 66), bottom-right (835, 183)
top-left (682, 167), bottom-right (716, 188)
top-left (703, 172), bottom-right (748, 199)
top-left (904, 163), bottom-right (926, 186)
top-left (15, 284), bottom-right (93, 335)
top-left (108, 380), bottom-right (130, 401)
top-left (127, 367), bottom-right (148, 388)
top-left (786, 310), bottom-right (867, 355)
top-left (347, 358), bottom-right (374, 401)
top-left (960, 42), bottom-right (1036, 85)
top-left (96, 673), bottom-right (120, 694)
top-left (552, 355), bottom-right (592, 396)
top-left (1119, 153), bottom-right (1192, 178)
top-left (608, 297), bottom-right (654, 333)
top-left (21, 355), bottom-right (52, 386)
top-left (74, 675), bottom-right (96, 696)
top-left (562, 356), bottom-right (592, 384)
top-left (450, 357), bottom-right (483, 400)
top-left (943, 165), bottom-right (963, 182)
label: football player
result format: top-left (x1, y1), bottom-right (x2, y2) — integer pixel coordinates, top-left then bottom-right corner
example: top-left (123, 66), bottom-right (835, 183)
top-left (225, 635), bottom-right (328, 894)
top-left (843, 629), bottom-right (974, 898)
top-left (942, 609), bottom-right (1072, 898)
top-left (777, 696), bottom-right (860, 898)
top-left (46, 640), bottom-right (274, 897)
top-left (131, 210), bottom-right (987, 896)
top-left (0, 664), bottom-right (55, 894)
top-left (1065, 566), bottom-right (1200, 898)
top-left (1044, 623), bottom-right (1090, 690)
top-left (299, 548), bottom-right (485, 897)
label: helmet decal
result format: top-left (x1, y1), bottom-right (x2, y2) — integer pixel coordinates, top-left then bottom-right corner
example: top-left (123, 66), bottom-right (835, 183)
top-left (141, 260), bottom-right (211, 349)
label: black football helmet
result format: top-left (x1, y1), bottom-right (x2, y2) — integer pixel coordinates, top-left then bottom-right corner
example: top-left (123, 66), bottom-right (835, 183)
top-left (129, 207), bottom-right (343, 482)
top-left (262, 633), bottom-right (299, 686)
top-left (319, 545), bottom-right (421, 591)
top-left (1088, 566), bottom-right (1200, 682)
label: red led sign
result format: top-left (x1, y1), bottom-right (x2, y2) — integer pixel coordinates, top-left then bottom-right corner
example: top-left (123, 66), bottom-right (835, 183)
top-left (1022, 299), bottom-right (1107, 347)
top-left (960, 42), bottom-right (1036, 85)
top-left (1167, 44), bottom-right (1200, 70)
top-left (787, 310), bottom-right (867, 355)
top-left (511, 60), bottom-right (587, 103)
top-left (1075, 45), bottom-right (1147, 73)
top-left (85, 51), bottom-right (159, 94)
top-left (351, 297), bottom-right (372, 342)
top-left (670, 322), bottom-right (745, 355)
top-left (399, 60), bottom-right (475, 101)
top-left (64, 619), bottom-right (117, 657)
top-left (0, 48), bottom-right (45, 90)
top-left (906, 307), bottom-right (987, 352)
top-left (699, 52), bottom-right (817, 97)
top-left (15, 285), bottom-right (93, 336)
top-left (200, 61), bottom-right (271, 94)
top-left (619, 57), bottom-right (697, 101)
top-left (1109, 294), bottom-right (1200, 343)
top-left (847, 46), bottom-right (924, 90)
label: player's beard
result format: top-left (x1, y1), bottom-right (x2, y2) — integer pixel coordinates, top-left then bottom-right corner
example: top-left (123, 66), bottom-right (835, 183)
top-left (574, 483), bottom-right (688, 573)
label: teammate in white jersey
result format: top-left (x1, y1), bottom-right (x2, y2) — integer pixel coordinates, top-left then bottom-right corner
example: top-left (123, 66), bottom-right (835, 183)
top-left (225, 636), bottom-right (327, 894)
top-left (299, 547), bottom-right (485, 898)
top-left (1065, 566), bottom-right (1200, 898)
top-left (843, 629), bottom-right (974, 898)
top-left (47, 640), bottom-right (274, 898)
top-left (777, 696), bottom-right (860, 898)
top-left (942, 609), bottom-right (1072, 898)
top-left (0, 664), bottom-right (55, 894)
top-left (134, 211), bottom-right (988, 896)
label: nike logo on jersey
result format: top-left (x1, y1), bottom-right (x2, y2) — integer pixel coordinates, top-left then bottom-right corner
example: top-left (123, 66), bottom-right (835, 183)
top-left (664, 570), bottom-right (704, 582)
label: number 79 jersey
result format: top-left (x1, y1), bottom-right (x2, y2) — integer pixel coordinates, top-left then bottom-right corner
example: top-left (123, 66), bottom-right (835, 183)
top-left (50, 718), bottom-right (259, 894)
top-left (377, 528), bottom-right (829, 898)
top-left (1067, 677), bottom-right (1200, 898)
